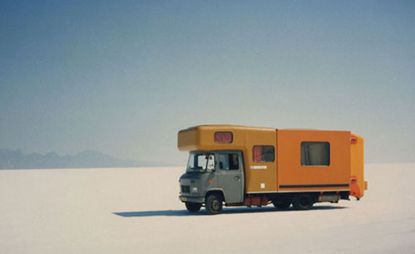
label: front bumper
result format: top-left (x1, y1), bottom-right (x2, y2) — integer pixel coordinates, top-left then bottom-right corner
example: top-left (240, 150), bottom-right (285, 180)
top-left (179, 195), bottom-right (204, 203)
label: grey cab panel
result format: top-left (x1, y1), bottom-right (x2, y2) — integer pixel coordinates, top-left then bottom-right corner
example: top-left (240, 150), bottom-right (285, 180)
top-left (215, 151), bottom-right (244, 203)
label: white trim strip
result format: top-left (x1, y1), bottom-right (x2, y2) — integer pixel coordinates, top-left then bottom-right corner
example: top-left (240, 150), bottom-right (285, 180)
top-left (250, 165), bottom-right (267, 170)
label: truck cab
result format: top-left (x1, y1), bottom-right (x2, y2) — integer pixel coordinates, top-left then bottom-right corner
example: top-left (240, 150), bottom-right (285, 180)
top-left (179, 150), bottom-right (244, 213)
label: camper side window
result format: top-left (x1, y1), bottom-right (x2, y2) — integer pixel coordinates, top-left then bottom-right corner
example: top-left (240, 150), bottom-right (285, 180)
top-left (253, 146), bottom-right (275, 162)
top-left (301, 142), bottom-right (330, 166)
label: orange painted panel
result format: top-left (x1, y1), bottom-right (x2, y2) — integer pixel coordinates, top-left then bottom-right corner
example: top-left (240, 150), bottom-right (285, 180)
top-left (350, 134), bottom-right (366, 198)
top-left (277, 129), bottom-right (351, 191)
top-left (244, 129), bottom-right (276, 193)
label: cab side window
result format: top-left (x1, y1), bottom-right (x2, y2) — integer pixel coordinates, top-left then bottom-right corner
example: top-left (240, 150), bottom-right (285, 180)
top-left (218, 153), bottom-right (240, 170)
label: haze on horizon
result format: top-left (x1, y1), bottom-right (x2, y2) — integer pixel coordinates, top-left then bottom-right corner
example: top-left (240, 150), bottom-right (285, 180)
top-left (1, 1), bottom-right (414, 165)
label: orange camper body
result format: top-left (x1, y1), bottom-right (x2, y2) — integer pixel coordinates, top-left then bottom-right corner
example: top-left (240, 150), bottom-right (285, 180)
top-left (177, 125), bottom-right (367, 214)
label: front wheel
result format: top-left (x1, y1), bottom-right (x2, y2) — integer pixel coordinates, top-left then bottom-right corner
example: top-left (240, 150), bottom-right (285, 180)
top-left (205, 194), bottom-right (223, 215)
top-left (185, 202), bottom-right (202, 212)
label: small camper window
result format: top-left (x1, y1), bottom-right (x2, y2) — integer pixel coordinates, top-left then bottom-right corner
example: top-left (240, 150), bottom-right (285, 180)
top-left (301, 142), bottom-right (330, 166)
top-left (253, 146), bottom-right (275, 162)
top-left (214, 132), bottom-right (233, 144)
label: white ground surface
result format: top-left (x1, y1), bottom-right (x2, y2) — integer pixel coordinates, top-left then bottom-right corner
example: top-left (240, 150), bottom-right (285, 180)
top-left (0, 164), bottom-right (414, 254)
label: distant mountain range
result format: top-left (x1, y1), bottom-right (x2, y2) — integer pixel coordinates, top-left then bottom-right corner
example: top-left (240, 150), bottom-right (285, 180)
top-left (0, 149), bottom-right (162, 169)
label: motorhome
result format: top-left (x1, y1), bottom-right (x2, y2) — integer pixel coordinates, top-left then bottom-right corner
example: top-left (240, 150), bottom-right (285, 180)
top-left (178, 125), bottom-right (367, 214)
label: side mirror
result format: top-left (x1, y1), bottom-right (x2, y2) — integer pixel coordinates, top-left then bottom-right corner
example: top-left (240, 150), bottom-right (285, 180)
top-left (207, 155), bottom-right (215, 171)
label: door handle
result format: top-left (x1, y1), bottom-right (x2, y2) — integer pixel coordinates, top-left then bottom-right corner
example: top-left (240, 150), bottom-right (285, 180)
top-left (234, 176), bottom-right (240, 181)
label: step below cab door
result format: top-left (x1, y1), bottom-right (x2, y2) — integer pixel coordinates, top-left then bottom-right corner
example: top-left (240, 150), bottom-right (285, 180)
top-left (216, 151), bottom-right (244, 203)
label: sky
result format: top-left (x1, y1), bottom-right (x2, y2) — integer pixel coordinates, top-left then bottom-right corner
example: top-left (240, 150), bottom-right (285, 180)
top-left (1, 0), bottom-right (414, 165)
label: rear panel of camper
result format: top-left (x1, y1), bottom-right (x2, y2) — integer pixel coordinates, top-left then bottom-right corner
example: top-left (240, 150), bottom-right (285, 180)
top-left (350, 134), bottom-right (366, 198)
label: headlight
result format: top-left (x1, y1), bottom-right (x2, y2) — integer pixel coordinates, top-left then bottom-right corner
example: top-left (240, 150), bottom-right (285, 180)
top-left (191, 187), bottom-right (198, 193)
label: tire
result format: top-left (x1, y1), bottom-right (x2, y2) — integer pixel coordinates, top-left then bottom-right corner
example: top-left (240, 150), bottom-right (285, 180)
top-left (272, 198), bottom-right (292, 210)
top-left (205, 194), bottom-right (223, 215)
top-left (185, 202), bottom-right (202, 213)
top-left (292, 194), bottom-right (314, 210)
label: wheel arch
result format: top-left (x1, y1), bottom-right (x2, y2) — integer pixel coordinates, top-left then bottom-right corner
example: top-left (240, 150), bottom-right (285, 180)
top-left (205, 189), bottom-right (225, 202)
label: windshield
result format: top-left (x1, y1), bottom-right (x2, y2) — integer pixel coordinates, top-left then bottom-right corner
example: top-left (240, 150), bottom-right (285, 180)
top-left (186, 152), bottom-right (215, 172)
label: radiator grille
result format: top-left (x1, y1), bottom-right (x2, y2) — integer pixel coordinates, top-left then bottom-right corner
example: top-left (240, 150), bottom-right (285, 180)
top-left (181, 185), bottom-right (190, 193)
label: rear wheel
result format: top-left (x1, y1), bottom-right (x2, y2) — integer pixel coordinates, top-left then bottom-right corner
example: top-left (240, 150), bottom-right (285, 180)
top-left (272, 198), bottom-right (292, 210)
top-left (185, 202), bottom-right (202, 212)
top-left (205, 194), bottom-right (223, 215)
top-left (292, 194), bottom-right (314, 210)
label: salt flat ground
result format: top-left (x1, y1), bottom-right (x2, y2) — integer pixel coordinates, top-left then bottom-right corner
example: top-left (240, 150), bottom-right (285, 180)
top-left (0, 164), bottom-right (414, 254)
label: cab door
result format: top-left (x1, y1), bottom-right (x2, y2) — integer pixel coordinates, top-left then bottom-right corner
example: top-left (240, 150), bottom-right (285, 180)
top-left (216, 151), bottom-right (244, 203)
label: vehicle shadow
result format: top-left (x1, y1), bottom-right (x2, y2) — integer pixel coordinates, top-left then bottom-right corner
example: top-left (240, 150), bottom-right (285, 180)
top-left (113, 205), bottom-right (346, 218)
